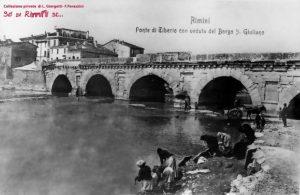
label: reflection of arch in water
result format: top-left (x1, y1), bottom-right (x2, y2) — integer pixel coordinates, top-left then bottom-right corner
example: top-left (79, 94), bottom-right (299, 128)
top-left (85, 74), bottom-right (113, 97)
top-left (129, 74), bottom-right (173, 102)
top-left (51, 75), bottom-right (72, 96)
top-left (198, 76), bottom-right (252, 109)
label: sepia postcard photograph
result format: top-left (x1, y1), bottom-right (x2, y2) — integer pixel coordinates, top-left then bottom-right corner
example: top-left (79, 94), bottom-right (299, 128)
top-left (0, 0), bottom-right (299, 194)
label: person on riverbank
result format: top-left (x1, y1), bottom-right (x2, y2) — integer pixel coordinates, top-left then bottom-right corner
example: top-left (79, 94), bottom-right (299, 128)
top-left (239, 124), bottom-right (256, 144)
top-left (135, 160), bottom-right (153, 193)
top-left (76, 87), bottom-right (81, 101)
top-left (157, 148), bottom-right (178, 178)
top-left (184, 96), bottom-right (191, 111)
top-left (255, 113), bottom-right (262, 129)
top-left (280, 103), bottom-right (288, 127)
top-left (217, 132), bottom-right (232, 156)
top-left (233, 134), bottom-right (249, 159)
top-left (255, 113), bottom-right (266, 131)
top-left (195, 135), bottom-right (220, 159)
top-left (260, 114), bottom-right (266, 131)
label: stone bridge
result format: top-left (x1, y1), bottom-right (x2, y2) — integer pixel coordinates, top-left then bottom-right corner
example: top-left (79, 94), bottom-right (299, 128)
top-left (43, 52), bottom-right (300, 114)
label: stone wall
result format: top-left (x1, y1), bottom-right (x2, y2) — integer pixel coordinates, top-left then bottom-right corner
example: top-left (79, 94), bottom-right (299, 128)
top-left (12, 69), bottom-right (46, 91)
top-left (43, 52), bottom-right (300, 113)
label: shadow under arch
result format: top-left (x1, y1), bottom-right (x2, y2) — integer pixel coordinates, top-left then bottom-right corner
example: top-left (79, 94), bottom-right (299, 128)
top-left (287, 93), bottom-right (300, 119)
top-left (129, 74), bottom-right (173, 102)
top-left (51, 74), bottom-right (72, 96)
top-left (85, 74), bottom-right (114, 97)
top-left (198, 76), bottom-right (252, 110)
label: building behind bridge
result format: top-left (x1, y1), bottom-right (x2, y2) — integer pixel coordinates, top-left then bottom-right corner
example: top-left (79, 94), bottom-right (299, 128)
top-left (20, 27), bottom-right (117, 62)
top-left (103, 39), bottom-right (144, 58)
top-left (0, 38), bottom-right (37, 80)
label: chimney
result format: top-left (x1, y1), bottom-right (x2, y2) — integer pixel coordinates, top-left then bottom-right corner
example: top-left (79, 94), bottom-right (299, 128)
top-left (3, 35), bottom-right (6, 41)
top-left (94, 40), bottom-right (98, 47)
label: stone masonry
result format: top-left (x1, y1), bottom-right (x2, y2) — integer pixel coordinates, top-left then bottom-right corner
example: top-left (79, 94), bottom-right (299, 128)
top-left (43, 52), bottom-right (300, 113)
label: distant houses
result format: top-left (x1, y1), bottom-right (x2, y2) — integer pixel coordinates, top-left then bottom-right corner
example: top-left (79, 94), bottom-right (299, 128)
top-left (0, 27), bottom-right (145, 84)
top-left (103, 39), bottom-right (144, 57)
top-left (0, 39), bottom-right (37, 80)
top-left (19, 27), bottom-right (122, 61)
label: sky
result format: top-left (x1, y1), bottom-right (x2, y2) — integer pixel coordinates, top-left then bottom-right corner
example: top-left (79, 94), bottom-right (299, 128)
top-left (0, 0), bottom-right (300, 54)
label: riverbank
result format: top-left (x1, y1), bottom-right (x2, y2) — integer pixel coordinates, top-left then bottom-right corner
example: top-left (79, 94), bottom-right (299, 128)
top-left (176, 119), bottom-right (300, 195)
top-left (229, 120), bottom-right (300, 194)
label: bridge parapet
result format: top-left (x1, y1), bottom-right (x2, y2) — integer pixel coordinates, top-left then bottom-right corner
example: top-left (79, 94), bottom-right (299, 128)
top-left (195, 52), bottom-right (300, 62)
top-left (42, 58), bottom-right (300, 72)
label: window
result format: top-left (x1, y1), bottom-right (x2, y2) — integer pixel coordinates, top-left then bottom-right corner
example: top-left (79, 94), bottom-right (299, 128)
top-left (57, 49), bottom-right (59, 54)
top-left (53, 40), bottom-right (56, 46)
top-left (44, 51), bottom-right (47, 57)
top-left (72, 56), bottom-right (75, 59)
top-left (64, 48), bottom-right (66, 53)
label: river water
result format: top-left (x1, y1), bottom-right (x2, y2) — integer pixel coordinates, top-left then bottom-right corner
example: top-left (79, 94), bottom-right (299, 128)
top-left (0, 96), bottom-right (242, 195)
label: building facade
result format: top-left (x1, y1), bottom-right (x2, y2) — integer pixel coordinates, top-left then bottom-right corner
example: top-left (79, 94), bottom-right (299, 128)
top-left (0, 40), bottom-right (37, 80)
top-left (103, 39), bottom-right (144, 57)
top-left (20, 27), bottom-right (96, 62)
top-left (49, 41), bottom-right (117, 61)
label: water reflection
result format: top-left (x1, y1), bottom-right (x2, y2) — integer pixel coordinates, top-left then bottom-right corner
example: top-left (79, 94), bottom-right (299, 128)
top-left (0, 97), bottom-right (241, 195)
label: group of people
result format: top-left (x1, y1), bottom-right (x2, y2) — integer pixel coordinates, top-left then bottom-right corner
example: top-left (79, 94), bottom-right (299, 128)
top-left (135, 148), bottom-right (180, 194)
top-left (134, 103), bottom-right (290, 193)
top-left (195, 123), bottom-right (256, 161)
top-left (135, 124), bottom-right (257, 194)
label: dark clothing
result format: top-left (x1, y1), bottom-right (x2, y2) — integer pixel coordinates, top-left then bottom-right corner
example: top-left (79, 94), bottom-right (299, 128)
top-left (233, 141), bottom-right (248, 159)
top-left (261, 116), bottom-right (266, 131)
top-left (157, 148), bottom-right (173, 165)
top-left (239, 125), bottom-right (256, 144)
top-left (244, 148), bottom-right (257, 170)
top-left (76, 87), bottom-right (81, 97)
top-left (255, 114), bottom-right (261, 129)
top-left (200, 135), bottom-right (221, 157)
top-left (184, 97), bottom-right (191, 110)
top-left (282, 117), bottom-right (287, 127)
top-left (280, 107), bottom-right (287, 117)
top-left (135, 165), bottom-right (152, 181)
top-left (281, 107), bottom-right (288, 127)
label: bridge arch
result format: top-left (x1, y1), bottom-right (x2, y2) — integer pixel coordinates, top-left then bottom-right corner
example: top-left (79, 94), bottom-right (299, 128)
top-left (51, 74), bottom-right (72, 96)
top-left (194, 69), bottom-right (261, 107)
top-left (279, 83), bottom-right (300, 118)
top-left (80, 71), bottom-right (116, 97)
top-left (279, 83), bottom-right (300, 107)
top-left (127, 72), bottom-right (177, 102)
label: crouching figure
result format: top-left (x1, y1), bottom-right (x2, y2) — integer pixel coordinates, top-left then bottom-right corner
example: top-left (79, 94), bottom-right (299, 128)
top-left (135, 160), bottom-right (153, 193)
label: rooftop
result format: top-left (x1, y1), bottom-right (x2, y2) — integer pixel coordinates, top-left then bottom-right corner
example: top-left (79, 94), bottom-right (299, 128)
top-left (0, 40), bottom-right (37, 48)
top-left (20, 34), bottom-right (47, 41)
top-left (51, 42), bottom-right (117, 56)
top-left (103, 39), bottom-right (144, 50)
top-left (55, 27), bottom-right (88, 33)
